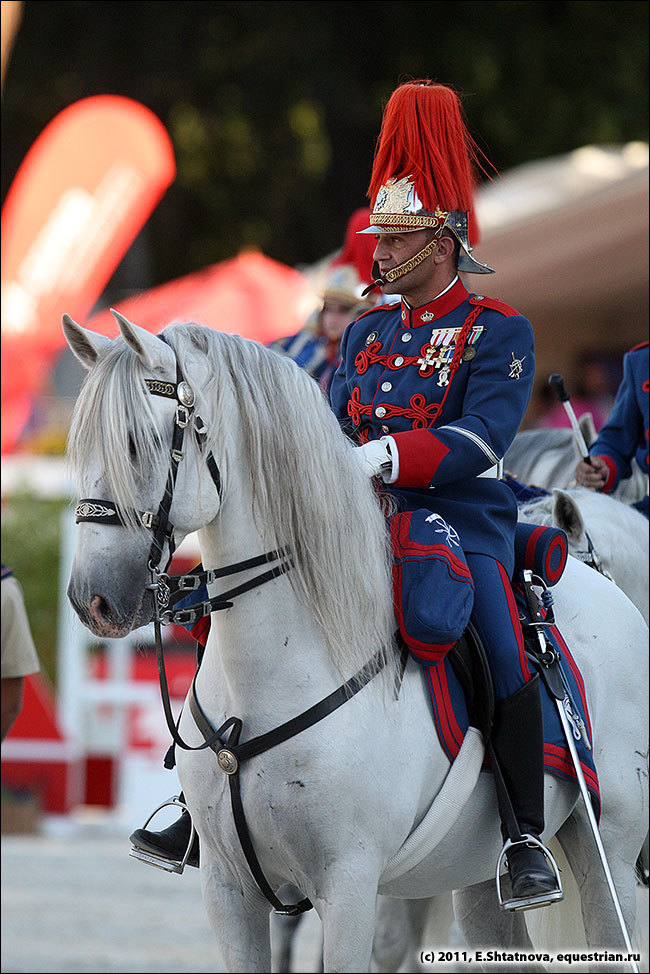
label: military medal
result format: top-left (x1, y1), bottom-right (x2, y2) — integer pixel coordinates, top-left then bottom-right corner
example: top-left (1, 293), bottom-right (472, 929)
top-left (417, 345), bottom-right (439, 373)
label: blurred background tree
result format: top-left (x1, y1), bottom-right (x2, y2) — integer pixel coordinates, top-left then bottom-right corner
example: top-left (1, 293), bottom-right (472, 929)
top-left (2, 0), bottom-right (648, 286)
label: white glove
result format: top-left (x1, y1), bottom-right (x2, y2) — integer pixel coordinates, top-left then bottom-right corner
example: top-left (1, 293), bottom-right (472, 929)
top-left (351, 437), bottom-right (398, 482)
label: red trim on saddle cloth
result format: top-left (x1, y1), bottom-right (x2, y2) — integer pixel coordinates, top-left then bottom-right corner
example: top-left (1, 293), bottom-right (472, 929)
top-left (544, 744), bottom-right (601, 816)
top-left (391, 429), bottom-right (450, 487)
top-left (544, 743), bottom-right (600, 795)
top-left (550, 624), bottom-right (593, 743)
top-left (498, 561), bottom-right (530, 680)
top-left (426, 661), bottom-right (466, 755)
top-left (190, 616), bottom-right (211, 647)
top-left (594, 454), bottom-right (617, 493)
top-left (629, 340), bottom-right (649, 353)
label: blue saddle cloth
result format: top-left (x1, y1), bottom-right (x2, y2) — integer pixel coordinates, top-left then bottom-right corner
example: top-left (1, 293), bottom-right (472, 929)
top-left (503, 472), bottom-right (551, 503)
top-left (423, 592), bottom-right (601, 819)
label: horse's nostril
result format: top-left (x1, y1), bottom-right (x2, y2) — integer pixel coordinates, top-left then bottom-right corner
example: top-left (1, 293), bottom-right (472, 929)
top-left (89, 594), bottom-right (111, 623)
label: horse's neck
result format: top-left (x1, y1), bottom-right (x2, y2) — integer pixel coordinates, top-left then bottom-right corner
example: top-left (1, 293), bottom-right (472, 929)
top-left (196, 467), bottom-right (340, 726)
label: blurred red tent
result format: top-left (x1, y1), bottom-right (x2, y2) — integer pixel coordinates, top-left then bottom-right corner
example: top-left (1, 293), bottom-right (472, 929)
top-left (85, 249), bottom-right (315, 344)
top-left (1, 95), bottom-right (175, 455)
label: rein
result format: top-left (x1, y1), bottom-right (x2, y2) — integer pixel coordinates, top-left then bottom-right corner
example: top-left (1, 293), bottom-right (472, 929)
top-left (573, 530), bottom-right (614, 581)
top-left (187, 646), bottom-right (393, 916)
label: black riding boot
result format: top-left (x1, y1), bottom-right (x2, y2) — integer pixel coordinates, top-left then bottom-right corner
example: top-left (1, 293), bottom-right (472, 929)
top-left (130, 793), bottom-right (200, 868)
top-left (491, 674), bottom-right (562, 909)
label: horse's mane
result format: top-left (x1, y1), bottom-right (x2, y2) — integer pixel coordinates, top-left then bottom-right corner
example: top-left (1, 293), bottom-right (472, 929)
top-left (68, 323), bottom-right (397, 683)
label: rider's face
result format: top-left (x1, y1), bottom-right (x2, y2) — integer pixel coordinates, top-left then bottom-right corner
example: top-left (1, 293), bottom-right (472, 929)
top-left (372, 229), bottom-right (436, 295)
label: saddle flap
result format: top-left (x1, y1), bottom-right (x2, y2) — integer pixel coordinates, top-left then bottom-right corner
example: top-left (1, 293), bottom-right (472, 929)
top-left (389, 510), bottom-right (475, 666)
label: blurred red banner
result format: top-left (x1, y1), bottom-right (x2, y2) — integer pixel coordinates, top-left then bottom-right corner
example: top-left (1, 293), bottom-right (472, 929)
top-left (86, 249), bottom-right (314, 344)
top-left (1, 95), bottom-right (175, 454)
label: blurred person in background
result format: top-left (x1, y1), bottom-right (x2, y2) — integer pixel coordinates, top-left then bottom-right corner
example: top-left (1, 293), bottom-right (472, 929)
top-left (269, 261), bottom-right (373, 395)
top-left (269, 207), bottom-right (381, 396)
top-left (575, 341), bottom-right (649, 517)
top-left (2, 565), bottom-right (40, 741)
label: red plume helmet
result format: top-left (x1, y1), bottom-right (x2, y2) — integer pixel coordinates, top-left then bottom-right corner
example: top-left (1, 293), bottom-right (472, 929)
top-left (359, 80), bottom-right (494, 275)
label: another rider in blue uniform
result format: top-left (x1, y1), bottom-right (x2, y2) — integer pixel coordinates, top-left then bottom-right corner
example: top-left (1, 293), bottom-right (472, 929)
top-left (330, 79), bottom-right (561, 908)
top-left (269, 262), bottom-right (371, 396)
top-left (575, 342), bottom-right (649, 517)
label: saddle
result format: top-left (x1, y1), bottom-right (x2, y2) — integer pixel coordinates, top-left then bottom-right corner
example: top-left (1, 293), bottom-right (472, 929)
top-left (389, 509), bottom-right (568, 669)
top-left (408, 518), bottom-right (602, 820)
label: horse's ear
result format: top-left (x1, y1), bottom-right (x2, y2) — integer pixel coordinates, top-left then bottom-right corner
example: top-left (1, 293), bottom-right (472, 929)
top-left (62, 314), bottom-right (112, 370)
top-left (110, 309), bottom-right (175, 373)
top-left (552, 488), bottom-right (585, 543)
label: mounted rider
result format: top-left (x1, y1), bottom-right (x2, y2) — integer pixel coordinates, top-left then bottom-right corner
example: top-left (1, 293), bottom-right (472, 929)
top-left (130, 78), bottom-right (562, 909)
top-left (575, 340), bottom-right (649, 517)
top-left (328, 78), bottom-right (562, 909)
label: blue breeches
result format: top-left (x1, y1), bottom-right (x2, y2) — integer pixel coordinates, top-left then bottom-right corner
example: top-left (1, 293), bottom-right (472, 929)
top-left (465, 552), bottom-right (531, 702)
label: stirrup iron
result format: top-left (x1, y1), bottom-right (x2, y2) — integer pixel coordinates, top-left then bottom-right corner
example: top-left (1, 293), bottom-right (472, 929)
top-left (496, 834), bottom-right (563, 912)
top-left (128, 795), bottom-right (196, 875)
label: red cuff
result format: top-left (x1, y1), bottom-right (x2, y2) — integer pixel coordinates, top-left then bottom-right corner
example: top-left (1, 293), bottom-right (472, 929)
top-left (594, 455), bottom-right (617, 493)
top-left (391, 430), bottom-right (449, 487)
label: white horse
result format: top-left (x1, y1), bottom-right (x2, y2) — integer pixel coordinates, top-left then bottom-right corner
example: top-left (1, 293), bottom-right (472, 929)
top-left (519, 487), bottom-right (649, 626)
top-left (504, 425), bottom-right (646, 505)
top-left (63, 313), bottom-right (648, 973)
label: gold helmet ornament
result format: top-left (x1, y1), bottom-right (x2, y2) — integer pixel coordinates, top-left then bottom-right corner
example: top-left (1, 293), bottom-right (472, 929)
top-left (359, 80), bottom-right (495, 294)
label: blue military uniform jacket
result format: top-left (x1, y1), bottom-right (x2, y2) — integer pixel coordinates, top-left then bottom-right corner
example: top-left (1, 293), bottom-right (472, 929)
top-left (330, 278), bottom-right (535, 576)
top-left (588, 342), bottom-right (649, 495)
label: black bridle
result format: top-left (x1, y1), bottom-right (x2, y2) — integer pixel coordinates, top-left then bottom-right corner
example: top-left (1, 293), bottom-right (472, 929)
top-left (74, 343), bottom-right (293, 738)
top-left (74, 339), bottom-right (393, 915)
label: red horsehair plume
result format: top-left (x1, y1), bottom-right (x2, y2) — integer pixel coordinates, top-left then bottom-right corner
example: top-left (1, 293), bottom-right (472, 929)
top-left (368, 80), bottom-right (494, 239)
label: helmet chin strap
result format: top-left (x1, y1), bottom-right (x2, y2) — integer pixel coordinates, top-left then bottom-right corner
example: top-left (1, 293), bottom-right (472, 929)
top-left (361, 235), bottom-right (440, 297)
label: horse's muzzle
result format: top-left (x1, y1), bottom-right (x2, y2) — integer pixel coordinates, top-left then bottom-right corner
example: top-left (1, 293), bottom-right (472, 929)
top-left (67, 579), bottom-right (154, 638)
